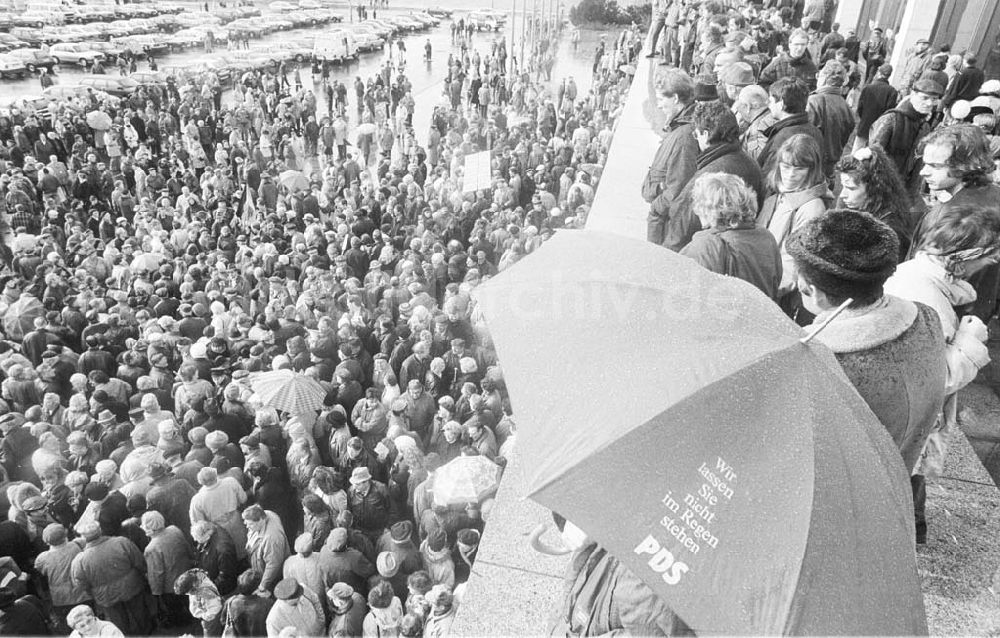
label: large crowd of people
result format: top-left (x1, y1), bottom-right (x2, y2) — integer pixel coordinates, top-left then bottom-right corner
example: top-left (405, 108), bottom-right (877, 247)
top-left (3, 0), bottom-right (999, 633)
top-left (0, 9), bottom-right (642, 638)
top-left (548, 0), bottom-right (1000, 633)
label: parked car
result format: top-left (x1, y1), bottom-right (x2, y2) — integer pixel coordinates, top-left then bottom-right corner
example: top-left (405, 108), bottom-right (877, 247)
top-left (77, 74), bottom-right (139, 97)
top-left (427, 7), bottom-right (454, 18)
top-left (6, 48), bottom-right (57, 73)
top-left (313, 29), bottom-right (357, 63)
top-left (9, 28), bottom-right (48, 47)
top-left (112, 35), bottom-right (169, 57)
top-left (50, 43), bottom-right (106, 66)
top-left (260, 41), bottom-right (313, 63)
top-left (466, 11), bottom-right (502, 31)
top-left (363, 20), bottom-right (397, 37)
top-left (0, 34), bottom-right (29, 53)
top-left (88, 42), bottom-right (128, 59)
top-left (0, 54), bottom-right (26, 79)
top-left (268, 1), bottom-right (298, 12)
top-left (344, 25), bottom-right (383, 52)
top-left (40, 84), bottom-right (114, 102)
top-left (128, 70), bottom-right (167, 86)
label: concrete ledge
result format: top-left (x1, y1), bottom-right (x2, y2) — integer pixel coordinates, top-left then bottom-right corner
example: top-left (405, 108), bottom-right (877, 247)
top-left (453, 47), bottom-right (660, 636)
top-left (585, 56), bottom-right (663, 240)
top-left (450, 448), bottom-right (568, 636)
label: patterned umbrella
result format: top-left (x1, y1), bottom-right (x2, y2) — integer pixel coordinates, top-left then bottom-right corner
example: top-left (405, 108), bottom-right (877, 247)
top-left (249, 369), bottom-right (327, 415)
top-left (2, 294), bottom-right (43, 340)
top-left (433, 455), bottom-right (502, 507)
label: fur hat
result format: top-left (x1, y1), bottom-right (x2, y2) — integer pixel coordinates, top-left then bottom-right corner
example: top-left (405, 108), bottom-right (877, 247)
top-left (785, 209), bottom-right (899, 301)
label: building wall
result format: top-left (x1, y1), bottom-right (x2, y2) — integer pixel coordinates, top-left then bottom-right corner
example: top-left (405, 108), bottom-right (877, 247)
top-left (853, 0), bottom-right (1000, 80)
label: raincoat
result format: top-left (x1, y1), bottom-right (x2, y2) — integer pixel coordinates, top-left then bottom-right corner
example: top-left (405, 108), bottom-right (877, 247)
top-left (189, 476), bottom-right (248, 560)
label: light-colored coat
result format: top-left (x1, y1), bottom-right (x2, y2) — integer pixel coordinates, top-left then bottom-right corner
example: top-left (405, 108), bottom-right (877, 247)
top-left (189, 477), bottom-right (248, 559)
top-left (884, 254), bottom-right (991, 474)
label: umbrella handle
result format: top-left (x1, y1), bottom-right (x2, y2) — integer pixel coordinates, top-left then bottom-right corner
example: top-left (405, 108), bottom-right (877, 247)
top-left (799, 298), bottom-right (854, 344)
top-left (529, 523), bottom-right (572, 556)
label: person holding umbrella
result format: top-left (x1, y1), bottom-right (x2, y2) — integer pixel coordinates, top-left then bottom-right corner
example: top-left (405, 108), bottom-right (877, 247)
top-left (541, 514), bottom-right (690, 636)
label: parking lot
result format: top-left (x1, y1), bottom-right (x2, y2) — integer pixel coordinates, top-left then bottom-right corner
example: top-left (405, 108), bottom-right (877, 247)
top-left (0, 3), bottom-right (505, 103)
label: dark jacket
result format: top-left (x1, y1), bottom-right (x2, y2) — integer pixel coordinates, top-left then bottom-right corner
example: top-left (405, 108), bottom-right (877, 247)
top-left (223, 593), bottom-right (273, 638)
top-left (759, 52), bottom-right (818, 91)
top-left (671, 143), bottom-right (766, 252)
top-left (942, 65), bottom-right (985, 109)
top-left (680, 224), bottom-right (783, 300)
top-left (868, 99), bottom-right (934, 191)
top-left (196, 525), bottom-right (240, 596)
top-left (807, 85), bottom-right (856, 175)
top-left (642, 103), bottom-right (699, 245)
top-left (96, 491), bottom-right (129, 537)
top-left (757, 113), bottom-right (825, 177)
top-left (855, 77), bottom-right (899, 138)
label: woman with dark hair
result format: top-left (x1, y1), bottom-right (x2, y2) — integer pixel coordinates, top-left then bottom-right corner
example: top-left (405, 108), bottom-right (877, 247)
top-left (836, 145), bottom-right (916, 259)
top-left (757, 133), bottom-right (833, 319)
top-left (884, 204), bottom-right (1000, 543)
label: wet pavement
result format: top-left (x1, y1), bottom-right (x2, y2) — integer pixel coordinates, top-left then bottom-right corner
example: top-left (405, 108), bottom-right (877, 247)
top-left (1, 7), bottom-right (609, 146)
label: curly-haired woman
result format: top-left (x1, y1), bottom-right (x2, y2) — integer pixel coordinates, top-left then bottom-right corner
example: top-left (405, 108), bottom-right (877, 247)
top-left (836, 145), bottom-right (917, 259)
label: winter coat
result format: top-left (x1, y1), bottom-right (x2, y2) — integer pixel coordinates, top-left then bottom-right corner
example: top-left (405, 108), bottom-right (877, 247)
top-left (246, 510), bottom-right (290, 592)
top-left (319, 545), bottom-right (376, 593)
top-left (642, 103), bottom-right (699, 245)
top-left (424, 606), bottom-right (458, 638)
top-left (265, 585), bottom-right (324, 638)
top-left (348, 480), bottom-right (392, 535)
top-left (190, 477), bottom-right (248, 560)
top-left (759, 52), bottom-right (818, 91)
top-left (34, 541), bottom-right (88, 606)
top-left (758, 183), bottom-right (833, 294)
top-left (419, 539), bottom-right (455, 588)
top-left (884, 254), bottom-right (992, 475)
top-left (222, 593), bottom-right (274, 638)
top-left (942, 65), bottom-right (985, 109)
top-left (669, 142), bottom-right (766, 253)
top-left (868, 99), bottom-right (933, 190)
top-left (70, 534), bottom-right (147, 607)
top-left (812, 295), bottom-right (947, 471)
top-left (282, 553), bottom-right (325, 607)
top-left (680, 224), bottom-right (783, 300)
top-left (807, 86), bottom-right (856, 175)
top-left (195, 524), bottom-right (240, 596)
top-left (884, 254), bottom-right (990, 397)
top-left (909, 183), bottom-right (1000, 322)
top-left (551, 543), bottom-right (689, 636)
top-left (146, 476), bottom-right (196, 535)
top-left (757, 113), bottom-right (825, 177)
top-left (328, 592), bottom-right (368, 637)
top-left (145, 525), bottom-right (195, 595)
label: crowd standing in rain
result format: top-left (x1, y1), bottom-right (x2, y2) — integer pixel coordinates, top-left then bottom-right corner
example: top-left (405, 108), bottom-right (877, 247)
top-left (0, 7), bottom-right (644, 637)
top-left (550, 0), bottom-right (1000, 634)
